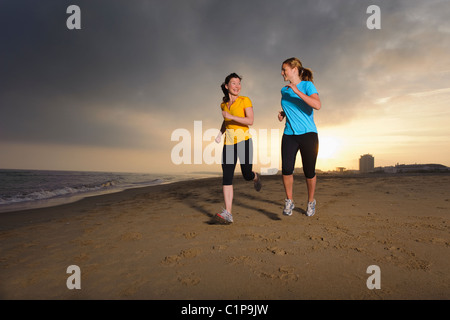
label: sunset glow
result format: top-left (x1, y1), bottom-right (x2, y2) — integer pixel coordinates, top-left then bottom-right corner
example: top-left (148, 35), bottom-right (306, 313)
top-left (1, 1), bottom-right (449, 174)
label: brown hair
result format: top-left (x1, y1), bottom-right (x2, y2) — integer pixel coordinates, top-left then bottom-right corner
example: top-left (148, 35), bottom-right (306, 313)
top-left (282, 57), bottom-right (314, 83)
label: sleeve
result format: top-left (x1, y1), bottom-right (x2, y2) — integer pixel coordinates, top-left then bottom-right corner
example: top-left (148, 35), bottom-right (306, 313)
top-left (243, 96), bottom-right (253, 108)
top-left (306, 82), bottom-right (319, 96)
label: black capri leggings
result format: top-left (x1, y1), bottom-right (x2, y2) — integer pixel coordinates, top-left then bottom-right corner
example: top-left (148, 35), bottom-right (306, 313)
top-left (222, 139), bottom-right (255, 185)
top-left (281, 133), bottom-right (319, 179)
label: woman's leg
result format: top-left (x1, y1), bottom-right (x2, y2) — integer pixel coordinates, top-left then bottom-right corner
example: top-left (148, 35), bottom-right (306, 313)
top-left (222, 143), bottom-right (238, 213)
top-left (281, 134), bottom-right (299, 200)
top-left (238, 139), bottom-right (256, 182)
top-left (223, 185), bottom-right (233, 213)
top-left (237, 139), bottom-right (261, 191)
top-left (306, 176), bottom-right (316, 202)
top-left (299, 132), bottom-right (319, 203)
top-left (282, 174), bottom-right (294, 200)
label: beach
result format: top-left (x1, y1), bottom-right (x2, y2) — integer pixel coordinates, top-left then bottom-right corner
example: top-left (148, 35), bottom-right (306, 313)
top-left (0, 173), bottom-right (449, 300)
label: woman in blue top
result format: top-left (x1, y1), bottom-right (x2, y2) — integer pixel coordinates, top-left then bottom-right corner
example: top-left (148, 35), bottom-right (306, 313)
top-left (277, 57), bottom-right (321, 217)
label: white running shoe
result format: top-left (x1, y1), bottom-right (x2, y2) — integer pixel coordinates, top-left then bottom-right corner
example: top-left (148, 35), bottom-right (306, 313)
top-left (306, 199), bottom-right (316, 217)
top-left (216, 208), bottom-right (233, 224)
top-left (283, 199), bottom-right (295, 216)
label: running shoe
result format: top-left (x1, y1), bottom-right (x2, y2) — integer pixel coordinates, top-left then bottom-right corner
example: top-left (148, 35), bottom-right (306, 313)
top-left (254, 172), bottom-right (262, 192)
top-left (306, 199), bottom-right (316, 217)
top-left (283, 199), bottom-right (295, 216)
top-left (216, 208), bottom-right (233, 224)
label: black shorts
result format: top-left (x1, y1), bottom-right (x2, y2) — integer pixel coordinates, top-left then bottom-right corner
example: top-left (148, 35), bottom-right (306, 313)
top-left (281, 133), bottom-right (319, 178)
top-left (222, 139), bottom-right (255, 185)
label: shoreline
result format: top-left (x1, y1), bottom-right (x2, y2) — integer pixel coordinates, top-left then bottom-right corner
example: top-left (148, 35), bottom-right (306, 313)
top-left (1, 173), bottom-right (449, 299)
top-left (1, 172), bottom-right (448, 231)
top-left (2, 170), bottom-right (448, 216)
top-left (0, 172), bottom-right (220, 215)
top-left (0, 169), bottom-right (221, 215)
top-left (0, 175), bottom-right (221, 231)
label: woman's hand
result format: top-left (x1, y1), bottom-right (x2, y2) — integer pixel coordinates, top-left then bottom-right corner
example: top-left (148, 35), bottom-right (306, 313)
top-left (285, 82), bottom-right (297, 91)
top-left (286, 83), bottom-right (321, 110)
top-left (222, 107), bottom-right (254, 126)
top-left (278, 111), bottom-right (285, 122)
top-left (215, 131), bottom-right (222, 144)
top-left (222, 110), bottom-right (232, 121)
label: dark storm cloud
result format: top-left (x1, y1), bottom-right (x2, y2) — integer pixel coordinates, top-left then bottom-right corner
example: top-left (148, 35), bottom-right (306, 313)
top-left (1, 0), bottom-right (449, 148)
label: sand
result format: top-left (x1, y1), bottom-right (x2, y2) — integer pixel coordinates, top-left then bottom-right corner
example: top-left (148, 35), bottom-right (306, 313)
top-left (0, 173), bottom-right (449, 300)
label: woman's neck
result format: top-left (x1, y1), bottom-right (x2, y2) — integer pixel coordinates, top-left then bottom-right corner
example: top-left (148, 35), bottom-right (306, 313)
top-left (289, 76), bottom-right (301, 86)
top-left (228, 94), bottom-right (238, 105)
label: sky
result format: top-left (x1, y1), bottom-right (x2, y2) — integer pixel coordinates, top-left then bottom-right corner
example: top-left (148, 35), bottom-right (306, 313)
top-left (1, 0), bottom-right (450, 174)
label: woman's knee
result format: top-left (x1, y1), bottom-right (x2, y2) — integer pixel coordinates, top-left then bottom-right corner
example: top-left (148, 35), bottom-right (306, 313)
top-left (303, 168), bottom-right (316, 179)
top-left (241, 165), bottom-right (255, 181)
top-left (243, 171), bottom-right (255, 181)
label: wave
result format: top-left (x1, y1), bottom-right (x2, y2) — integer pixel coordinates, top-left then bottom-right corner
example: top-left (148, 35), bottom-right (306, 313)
top-left (0, 183), bottom-right (111, 205)
top-left (0, 178), bottom-right (164, 206)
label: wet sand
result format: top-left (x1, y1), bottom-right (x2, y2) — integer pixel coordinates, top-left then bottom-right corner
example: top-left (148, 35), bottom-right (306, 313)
top-left (0, 173), bottom-right (449, 300)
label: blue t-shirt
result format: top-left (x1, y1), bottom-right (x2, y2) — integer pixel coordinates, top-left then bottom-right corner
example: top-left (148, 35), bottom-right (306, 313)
top-left (281, 81), bottom-right (318, 135)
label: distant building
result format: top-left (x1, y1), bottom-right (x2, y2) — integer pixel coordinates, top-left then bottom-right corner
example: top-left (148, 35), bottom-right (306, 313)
top-left (374, 163), bottom-right (449, 173)
top-left (336, 167), bottom-right (346, 174)
top-left (394, 163), bottom-right (449, 173)
top-left (359, 154), bottom-right (375, 173)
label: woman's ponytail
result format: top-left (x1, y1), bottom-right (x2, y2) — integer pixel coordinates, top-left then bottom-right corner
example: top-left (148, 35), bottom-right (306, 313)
top-left (221, 83), bottom-right (229, 103)
top-left (300, 67), bottom-right (314, 83)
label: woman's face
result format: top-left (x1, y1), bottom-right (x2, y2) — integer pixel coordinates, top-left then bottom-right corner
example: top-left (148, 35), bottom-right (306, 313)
top-left (281, 63), bottom-right (297, 82)
top-left (225, 77), bottom-right (241, 97)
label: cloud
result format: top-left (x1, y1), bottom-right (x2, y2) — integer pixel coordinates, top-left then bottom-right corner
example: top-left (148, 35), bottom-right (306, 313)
top-left (1, 0), bottom-right (450, 152)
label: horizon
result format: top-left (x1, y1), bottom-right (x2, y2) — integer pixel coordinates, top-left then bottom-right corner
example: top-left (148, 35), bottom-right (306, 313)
top-left (1, 159), bottom-right (449, 176)
top-left (1, 1), bottom-right (450, 174)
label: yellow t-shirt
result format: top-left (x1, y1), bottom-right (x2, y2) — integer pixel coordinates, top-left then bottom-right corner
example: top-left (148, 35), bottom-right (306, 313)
top-left (221, 96), bottom-right (252, 145)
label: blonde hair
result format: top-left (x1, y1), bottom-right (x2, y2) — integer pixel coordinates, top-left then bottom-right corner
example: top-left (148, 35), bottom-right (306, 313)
top-left (282, 57), bottom-right (314, 83)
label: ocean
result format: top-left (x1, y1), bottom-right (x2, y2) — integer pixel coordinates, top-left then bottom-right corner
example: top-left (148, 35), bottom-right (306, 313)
top-left (0, 169), bottom-right (219, 213)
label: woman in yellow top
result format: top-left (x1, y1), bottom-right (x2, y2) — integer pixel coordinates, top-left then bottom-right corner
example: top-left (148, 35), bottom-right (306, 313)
top-left (215, 73), bottom-right (261, 224)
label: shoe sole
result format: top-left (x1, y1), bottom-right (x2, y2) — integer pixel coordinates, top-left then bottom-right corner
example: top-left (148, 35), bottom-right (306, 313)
top-left (215, 213), bottom-right (233, 224)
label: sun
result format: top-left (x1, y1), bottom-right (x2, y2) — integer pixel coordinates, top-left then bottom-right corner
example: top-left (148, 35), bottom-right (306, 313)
top-left (318, 136), bottom-right (341, 159)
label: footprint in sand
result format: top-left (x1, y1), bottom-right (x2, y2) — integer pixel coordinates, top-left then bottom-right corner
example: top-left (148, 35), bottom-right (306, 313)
top-left (161, 248), bottom-right (202, 265)
top-left (179, 248), bottom-right (201, 258)
top-left (213, 245), bottom-right (228, 251)
top-left (279, 266), bottom-right (299, 281)
top-left (183, 232), bottom-right (197, 239)
top-left (258, 266), bottom-right (299, 282)
top-left (120, 232), bottom-right (142, 241)
top-left (162, 255), bottom-right (181, 265)
top-left (177, 273), bottom-right (200, 286)
top-left (267, 247), bottom-right (287, 255)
